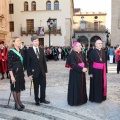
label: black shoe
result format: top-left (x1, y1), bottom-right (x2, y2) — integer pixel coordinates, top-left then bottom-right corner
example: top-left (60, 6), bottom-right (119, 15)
top-left (40, 100), bottom-right (50, 104)
top-left (35, 102), bottom-right (40, 106)
top-left (15, 104), bottom-right (23, 111)
top-left (19, 103), bottom-right (25, 109)
top-left (1, 76), bottom-right (4, 80)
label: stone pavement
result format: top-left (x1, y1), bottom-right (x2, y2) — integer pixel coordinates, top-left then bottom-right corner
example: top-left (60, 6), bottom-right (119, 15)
top-left (0, 61), bottom-right (120, 120)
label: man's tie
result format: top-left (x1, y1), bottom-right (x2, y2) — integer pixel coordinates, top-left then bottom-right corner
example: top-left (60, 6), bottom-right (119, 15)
top-left (36, 48), bottom-right (39, 59)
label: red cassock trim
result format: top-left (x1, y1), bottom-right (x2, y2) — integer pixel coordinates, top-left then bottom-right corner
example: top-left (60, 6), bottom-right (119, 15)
top-left (65, 64), bottom-right (70, 68)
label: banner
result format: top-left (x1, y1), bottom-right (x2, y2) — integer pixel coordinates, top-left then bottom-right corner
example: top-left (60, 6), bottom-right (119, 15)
top-left (38, 27), bottom-right (44, 36)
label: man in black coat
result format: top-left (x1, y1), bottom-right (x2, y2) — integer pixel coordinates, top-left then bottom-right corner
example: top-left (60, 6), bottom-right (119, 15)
top-left (27, 36), bottom-right (50, 105)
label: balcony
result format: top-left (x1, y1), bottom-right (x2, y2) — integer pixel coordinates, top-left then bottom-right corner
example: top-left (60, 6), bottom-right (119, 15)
top-left (21, 26), bottom-right (62, 36)
top-left (74, 27), bottom-right (106, 33)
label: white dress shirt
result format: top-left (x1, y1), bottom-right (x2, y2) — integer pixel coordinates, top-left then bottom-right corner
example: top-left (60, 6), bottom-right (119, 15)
top-left (33, 46), bottom-right (39, 54)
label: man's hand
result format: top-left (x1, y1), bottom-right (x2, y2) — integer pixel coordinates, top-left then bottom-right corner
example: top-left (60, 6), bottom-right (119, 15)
top-left (89, 74), bottom-right (93, 77)
top-left (82, 68), bottom-right (88, 72)
top-left (29, 75), bottom-right (33, 81)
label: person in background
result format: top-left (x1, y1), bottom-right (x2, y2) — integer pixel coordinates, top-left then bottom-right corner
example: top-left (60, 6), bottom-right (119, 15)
top-left (115, 47), bottom-right (120, 74)
top-left (108, 46), bottom-right (114, 64)
top-left (0, 40), bottom-right (8, 80)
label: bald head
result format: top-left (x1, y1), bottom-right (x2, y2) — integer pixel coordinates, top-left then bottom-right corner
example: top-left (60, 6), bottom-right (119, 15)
top-left (95, 39), bottom-right (102, 49)
top-left (73, 42), bottom-right (82, 52)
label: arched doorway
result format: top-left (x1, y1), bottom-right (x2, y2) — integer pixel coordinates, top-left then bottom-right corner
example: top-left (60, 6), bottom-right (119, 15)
top-left (77, 36), bottom-right (88, 46)
top-left (90, 36), bottom-right (101, 46)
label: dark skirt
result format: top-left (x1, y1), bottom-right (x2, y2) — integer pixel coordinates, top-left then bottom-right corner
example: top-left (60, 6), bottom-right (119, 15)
top-left (10, 62), bottom-right (25, 92)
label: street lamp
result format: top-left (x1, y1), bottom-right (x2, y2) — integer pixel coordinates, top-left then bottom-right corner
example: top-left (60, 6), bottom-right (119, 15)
top-left (47, 17), bottom-right (53, 47)
top-left (105, 29), bottom-right (110, 46)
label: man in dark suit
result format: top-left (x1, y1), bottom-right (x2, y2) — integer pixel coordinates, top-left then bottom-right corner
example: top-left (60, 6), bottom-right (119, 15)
top-left (27, 36), bottom-right (50, 105)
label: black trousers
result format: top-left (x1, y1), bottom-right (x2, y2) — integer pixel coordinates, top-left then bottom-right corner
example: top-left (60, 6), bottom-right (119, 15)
top-left (117, 60), bottom-right (120, 73)
top-left (33, 74), bottom-right (46, 103)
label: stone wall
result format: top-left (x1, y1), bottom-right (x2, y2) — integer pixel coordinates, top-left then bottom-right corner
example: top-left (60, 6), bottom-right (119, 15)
top-left (0, 0), bottom-right (11, 45)
top-left (111, 0), bottom-right (120, 46)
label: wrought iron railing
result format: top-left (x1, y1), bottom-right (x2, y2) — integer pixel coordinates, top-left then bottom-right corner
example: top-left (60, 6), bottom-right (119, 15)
top-left (74, 27), bottom-right (106, 32)
top-left (21, 26), bottom-right (62, 36)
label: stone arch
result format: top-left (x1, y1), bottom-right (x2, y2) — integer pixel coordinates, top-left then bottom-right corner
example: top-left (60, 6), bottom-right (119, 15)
top-left (90, 36), bottom-right (101, 46)
top-left (77, 36), bottom-right (88, 46)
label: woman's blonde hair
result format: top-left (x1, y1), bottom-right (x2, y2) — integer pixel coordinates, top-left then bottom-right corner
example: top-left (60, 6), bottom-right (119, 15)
top-left (9, 36), bottom-right (19, 49)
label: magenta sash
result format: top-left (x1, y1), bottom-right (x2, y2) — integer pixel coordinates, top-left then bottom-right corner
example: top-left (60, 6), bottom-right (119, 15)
top-left (78, 62), bottom-right (84, 68)
top-left (93, 62), bottom-right (107, 96)
top-left (70, 62), bottom-right (84, 70)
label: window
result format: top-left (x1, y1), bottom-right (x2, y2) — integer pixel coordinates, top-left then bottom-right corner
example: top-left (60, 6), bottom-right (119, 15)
top-left (54, 1), bottom-right (59, 10)
top-left (80, 16), bottom-right (85, 30)
top-left (31, 1), bottom-right (36, 11)
top-left (46, 1), bottom-right (51, 10)
top-left (9, 21), bottom-right (14, 32)
top-left (24, 1), bottom-right (28, 11)
top-left (94, 22), bottom-right (98, 31)
top-left (9, 4), bottom-right (14, 14)
top-left (26, 19), bottom-right (34, 32)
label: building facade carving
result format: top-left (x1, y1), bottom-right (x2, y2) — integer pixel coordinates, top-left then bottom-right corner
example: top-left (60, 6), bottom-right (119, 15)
top-left (0, 0), bottom-right (11, 45)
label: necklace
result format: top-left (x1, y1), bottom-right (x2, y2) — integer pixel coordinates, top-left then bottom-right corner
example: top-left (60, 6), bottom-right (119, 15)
top-left (95, 49), bottom-right (102, 61)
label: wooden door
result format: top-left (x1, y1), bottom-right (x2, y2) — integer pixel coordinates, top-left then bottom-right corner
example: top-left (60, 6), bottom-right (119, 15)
top-left (26, 19), bottom-right (34, 33)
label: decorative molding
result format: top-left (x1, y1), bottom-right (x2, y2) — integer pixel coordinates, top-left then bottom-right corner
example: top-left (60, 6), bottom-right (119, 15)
top-left (0, 14), bottom-right (4, 19)
top-left (0, 30), bottom-right (8, 35)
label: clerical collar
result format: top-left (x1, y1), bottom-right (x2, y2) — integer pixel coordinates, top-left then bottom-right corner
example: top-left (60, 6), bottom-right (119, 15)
top-left (96, 48), bottom-right (101, 51)
top-left (74, 50), bottom-right (79, 53)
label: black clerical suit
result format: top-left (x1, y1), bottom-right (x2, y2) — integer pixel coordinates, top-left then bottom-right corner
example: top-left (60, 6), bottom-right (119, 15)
top-left (27, 47), bottom-right (47, 103)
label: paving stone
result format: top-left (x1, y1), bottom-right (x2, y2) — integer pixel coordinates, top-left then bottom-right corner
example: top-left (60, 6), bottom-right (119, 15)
top-left (0, 61), bottom-right (120, 120)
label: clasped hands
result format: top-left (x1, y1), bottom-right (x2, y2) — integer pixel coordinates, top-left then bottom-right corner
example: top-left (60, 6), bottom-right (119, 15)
top-left (82, 68), bottom-right (88, 72)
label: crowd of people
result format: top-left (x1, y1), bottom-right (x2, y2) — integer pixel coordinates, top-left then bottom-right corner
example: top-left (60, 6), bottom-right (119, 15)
top-left (0, 37), bottom-right (120, 111)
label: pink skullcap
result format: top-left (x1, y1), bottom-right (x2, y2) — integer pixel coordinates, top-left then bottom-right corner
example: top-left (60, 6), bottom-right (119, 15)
top-left (72, 42), bottom-right (79, 47)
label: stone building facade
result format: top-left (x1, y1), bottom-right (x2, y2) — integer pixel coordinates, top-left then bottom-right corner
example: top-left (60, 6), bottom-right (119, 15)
top-left (0, 0), bottom-right (11, 45)
top-left (9, 0), bottom-right (74, 47)
top-left (111, 0), bottom-right (120, 46)
top-left (73, 10), bottom-right (107, 47)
